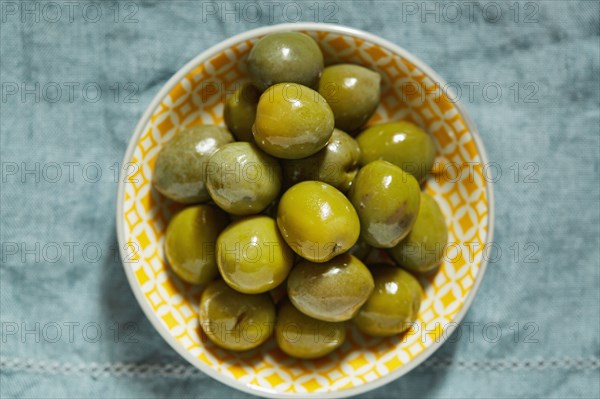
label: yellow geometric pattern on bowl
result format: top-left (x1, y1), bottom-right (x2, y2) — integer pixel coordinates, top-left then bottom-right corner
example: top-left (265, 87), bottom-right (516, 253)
top-left (121, 31), bottom-right (489, 394)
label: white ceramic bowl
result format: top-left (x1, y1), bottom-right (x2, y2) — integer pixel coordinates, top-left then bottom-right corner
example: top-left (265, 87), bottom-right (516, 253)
top-left (116, 22), bottom-right (494, 398)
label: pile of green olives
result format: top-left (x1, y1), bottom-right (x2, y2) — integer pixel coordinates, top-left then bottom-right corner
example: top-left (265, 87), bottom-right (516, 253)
top-left (153, 32), bottom-right (449, 358)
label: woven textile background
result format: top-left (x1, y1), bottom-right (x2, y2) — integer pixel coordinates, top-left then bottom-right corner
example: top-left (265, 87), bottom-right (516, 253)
top-left (1, 1), bottom-right (599, 398)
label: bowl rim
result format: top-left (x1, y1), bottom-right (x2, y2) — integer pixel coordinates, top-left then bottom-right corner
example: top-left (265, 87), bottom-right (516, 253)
top-left (116, 22), bottom-right (495, 399)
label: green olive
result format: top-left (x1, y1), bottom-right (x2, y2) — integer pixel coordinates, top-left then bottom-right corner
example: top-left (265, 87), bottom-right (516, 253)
top-left (223, 82), bottom-right (260, 142)
top-left (389, 193), bottom-right (448, 273)
top-left (217, 215), bottom-right (294, 294)
top-left (153, 125), bottom-right (234, 203)
top-left (287, 254), bottom-right (374, 322)
top-left (275, 299), bottom-right (346, 359)
top-left (277, 181), bottom-right (360, 263)
top-left (199, 280), bottom-right (275, 351)
top-left (356, 121), bottom-right (436, 182)
top-left (353, 264), bottom-right (422, 336)
top-left (281, 128), bottom-right (360, 192)
top-left (318, 64), bottom-right (381, 132)
top-left (205, 142), bottom-right (282, 215)
top-left (247, 32), bottom-right (324, 91)
top-left (165, 205), bottom-right (229, 284)
top-left (349, 160), bottom-right (421, 248)
top-left (253, 83), bottom-right (334, 159)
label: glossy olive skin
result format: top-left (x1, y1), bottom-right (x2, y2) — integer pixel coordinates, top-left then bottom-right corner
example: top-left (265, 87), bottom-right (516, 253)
top-left (349, 160), bottom-right (420, 248)
top-left (389, 193), bottom-right (448, 273)
top-left (165, 205), bottom-right (229, 284)
top-left (205, 142), bottom-right (282, 215)
top-left (199, 280), bottom-right (275, 351)
top-left (247, 32), bottom-right (324, 91)
top-left (253, 83), bottom-right (334, 159)
top-left (353, 264), bottom-right (422, 336)
top-left (276, 299), bottom-right (346, 359)
top-left (356, 121), bottom-right (436, 182)
top-left (282, 129), bottom-right (360, 192)
top-left (223, 82), bottom-right (260, 142)
top-left (287, 254), bottom-right (374, 322)
top-left (277, 181), bottom-right (360, 263)
top-left (318, 64), bottom-right (381, 132)
top-left (217, 216), bottom-right (294, 294)
top-left (153, 125), bottom-right (234, 203)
